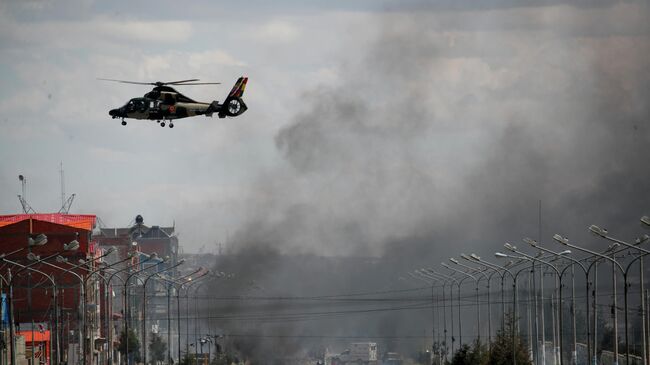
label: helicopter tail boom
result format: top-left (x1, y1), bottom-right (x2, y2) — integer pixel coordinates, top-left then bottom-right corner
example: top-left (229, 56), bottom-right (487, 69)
top-left (206, 76), bottom-right (248, 118)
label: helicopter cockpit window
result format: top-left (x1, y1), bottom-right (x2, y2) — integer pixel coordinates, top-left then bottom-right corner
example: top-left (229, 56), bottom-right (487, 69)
top-left (132, 99), bottom-right (146, 112)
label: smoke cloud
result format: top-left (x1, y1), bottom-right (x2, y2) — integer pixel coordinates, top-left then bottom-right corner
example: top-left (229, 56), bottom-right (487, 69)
top-left (231, 2), bottom-right (650, 259)
top-left (205, 2), bottom-right (650, 362)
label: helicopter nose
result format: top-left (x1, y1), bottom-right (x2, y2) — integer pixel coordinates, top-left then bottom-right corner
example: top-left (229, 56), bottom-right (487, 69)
top-left (109, 108), bottom-right (120, 117)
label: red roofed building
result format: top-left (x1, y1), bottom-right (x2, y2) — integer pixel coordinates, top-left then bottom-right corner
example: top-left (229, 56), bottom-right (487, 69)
top-left (0, 213), bottom-right (104, 365)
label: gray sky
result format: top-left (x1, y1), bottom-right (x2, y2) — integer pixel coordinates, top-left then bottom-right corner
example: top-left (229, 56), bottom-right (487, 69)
top-left (1, 0), bottom-right (648, 257)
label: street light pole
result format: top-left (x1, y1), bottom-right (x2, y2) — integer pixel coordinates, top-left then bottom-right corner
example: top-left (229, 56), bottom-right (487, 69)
top-left (155, 268), bottom-right (203, 363)
top-left (4, 243), bottom-right (76, 365)
top-left (467, 254), bottom-right (517, 365)
top-left (3, 260), bottom-right (58, 365)
top-left (589, 224), bottom-right (650, 365)
top-left (501, 243), bottom-right (567, 365)
top-left (141, 259), bottom-right (185, 364)
top-left (553, 234), bottom-right (627, 365)
top-left (422, 269), bottom-right (460, 354)
top-left (124, 254), bottom-right (164, 365)
top-left (44, 246), bottom-right (114, 365)
top-left (526, 238), bottom-right (590, 365)
top-left (36, 259), bottom-right (86, 364)
top-left (408, 272), bottom-right (441, 364)
top-left (74, 251), bottom-right (135, 365)
top-left (182, 273), bottom-right (210, 362)
top-left (450, 258), bottom-right (492, 347)
top-left (105, 253), bottom-right (157, 365)
top-left (442, 263), bottom-right (481, 345)
top-left (415, 270), bottom-right (453, 360)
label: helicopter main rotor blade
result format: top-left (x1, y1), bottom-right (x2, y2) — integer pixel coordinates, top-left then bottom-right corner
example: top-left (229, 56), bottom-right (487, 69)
top-left (97, 78), bottom-right (154, 85)
top-left (171, 82), bottom-right (222, 85)
top-left (164, 79), bottom-right (201, 84)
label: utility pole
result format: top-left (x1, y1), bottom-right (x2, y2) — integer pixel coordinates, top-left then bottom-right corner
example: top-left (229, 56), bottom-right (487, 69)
top-left (18, 175), bottom-right (36, 214)
top-left (58, 162), bottom-right (76, 214)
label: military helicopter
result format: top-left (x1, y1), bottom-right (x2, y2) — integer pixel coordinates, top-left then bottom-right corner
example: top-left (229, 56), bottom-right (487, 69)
top-left (101, 77), bottom-right (248, 128)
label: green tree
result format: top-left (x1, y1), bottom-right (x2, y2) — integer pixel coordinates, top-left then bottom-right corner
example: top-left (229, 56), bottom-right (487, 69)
top-left (487, 312), bottom-right (532, 365)
top-left (148, 332), bottom-right (167, 364)
top-left (118, 328), bottom-right (141, 364)
top-left (179, 353), bottom-right (198, 365)
top-left (451, 340), bottom-right (488, 365)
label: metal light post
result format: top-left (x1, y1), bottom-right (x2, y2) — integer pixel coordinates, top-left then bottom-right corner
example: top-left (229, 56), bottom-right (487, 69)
top-left (642, 216), bottom-right (650, 365)
top-left (0, 273), bottom-right (8, 365)
top-left (3, 259), bottom-right (58, 365)
top-left (0, 233), bottom-right (47, 364)
top-left (74, 250), bottom-right (134, 365)
top-left (155, 268), bottom-right (203, 364)
top-left (442, 263), bottom-right (481, 345)
top-left (124, 254), bottom-right (164, 365)
top-left (408, 271), bottom-right (442, 364)
top-left (192, 274), bottom-right (226, 362)
top-left (141, 259), bottom-right (185, 364)
top-left (553, 234), bottom-right (628, 365)
top-left (526, 237), bottom-right (591, 365)
top-left (0, 233), bottom-right (47, 260)
top-left (450, 258), bottom-right (492, 347)
top-left (36, 258), bottom-right (85, 364)
top-left (429, 268), bottom-right (467, 347)
top-left (105, 253), bottom-right (158, 365)
top-left (422, 269), bottom-right (461, 353)
top-left (587, 225), bottom-right (650, 365)
top-left (182, 272), bottom-right (210, 362)
top-left (45, 246), bottom-right (114, 365)
top-left (415, 270), bottom-right (453, 361)
top-left (468, 254), bottom-right (517, 365)
top-left (4, 242), bottom-right (76, 365)
top-left (501, 244), bottom-right (568, 365)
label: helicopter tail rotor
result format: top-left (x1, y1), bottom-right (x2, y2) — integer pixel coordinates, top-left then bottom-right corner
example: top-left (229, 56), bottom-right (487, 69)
top-left (206, 77), bottom-right (248, 118)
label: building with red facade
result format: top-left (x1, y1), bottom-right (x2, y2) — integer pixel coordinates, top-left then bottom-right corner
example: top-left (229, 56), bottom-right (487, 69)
top-left (0, 213), bottom-right (104, 365)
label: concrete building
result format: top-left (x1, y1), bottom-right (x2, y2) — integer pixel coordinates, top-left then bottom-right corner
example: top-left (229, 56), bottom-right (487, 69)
top-left (93, 215), bottom-right (181, 364)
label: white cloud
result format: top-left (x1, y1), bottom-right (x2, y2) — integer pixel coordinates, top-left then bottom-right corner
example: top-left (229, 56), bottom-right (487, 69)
top-left (250, 20), bottom-right (300, 44)
top-left (0, 15), bottom-right (194, 51)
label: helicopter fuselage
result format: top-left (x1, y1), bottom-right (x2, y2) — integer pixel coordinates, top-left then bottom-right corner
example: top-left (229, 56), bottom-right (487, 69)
top-left (106, 76), bottom-right (248, 128)
top-left (109, 97), bottom-right (212, 120)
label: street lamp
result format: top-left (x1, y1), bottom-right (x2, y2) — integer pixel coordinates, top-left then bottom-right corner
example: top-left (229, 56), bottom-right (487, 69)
top-left (429, 268), bottom-right (467, 348)
top-left (123, 253), bottom-right (165, 365)
top-left (525, 237), bottom-right (591, 365)
top-left (442, 262), bottom-right (481, 345)
top-left (28, 233), bottom-right (48, 247)
top-left (33, 246), bottom-right (114, 365)
top-left (466, 253), bottom-right (517, 365)
top-left (3, 237), bottom-right (77, 365)
top-left (105, 252), bottom-right (159, 365)
top-left (408, 272), bottom-right (444, 364)
top-left (182, 272), bottom-right (211, 361)
top-left (501, 244), bottom-right (567, 365)
top-left (141, 259), bottom-right (185, 365)
top-left (641, 216), bottom-right (650, 227)
top-left (553, 233), bottom-right (631, 365)
top-left (2, 259), bottom-right (58, 365)
top-left (155, 268), bottom-right (204, 364)
top-left (421, 269), bottom-right (460, 354)
top-left (585, 225), bottom-right (650, 365)
top-left (451, 258), bottom-right (494, 346)
top-left (414, 269), bottom-right (453, 361)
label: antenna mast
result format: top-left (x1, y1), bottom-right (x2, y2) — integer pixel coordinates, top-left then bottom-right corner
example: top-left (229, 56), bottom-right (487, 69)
top-left (58, 162), bottom-right (76, 214)
top-left (60, 162), bottom-right (65, 208)
top-left (17, 175), bottom-right (36, 214)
